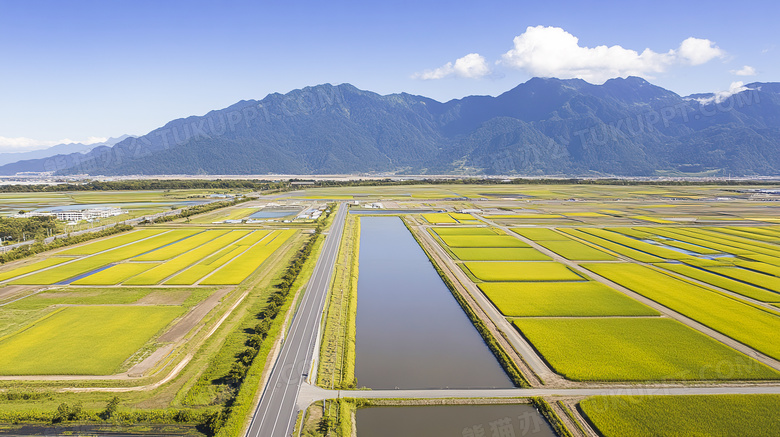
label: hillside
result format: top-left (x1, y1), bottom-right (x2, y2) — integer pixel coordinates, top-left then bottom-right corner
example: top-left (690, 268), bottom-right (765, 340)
top-left (4, 78), bottom-right (779, 176)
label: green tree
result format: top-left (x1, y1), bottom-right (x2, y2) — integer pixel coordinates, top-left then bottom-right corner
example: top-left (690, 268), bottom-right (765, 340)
top-left (53, 403), bottom-right (70, 423)
top-left (102, 396), bottom-right (120, 419)
top-left (317, 417), bottom-right (333, 435)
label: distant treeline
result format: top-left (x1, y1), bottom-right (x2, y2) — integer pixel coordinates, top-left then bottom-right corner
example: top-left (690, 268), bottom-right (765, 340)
top-left (302, 177), bottom-right (780, 187)
top-left (142, 197), bottom-right (250, 224)
top-left (0, 179), bottom-right (288, 193)
top-left (0, 177), bottom-right (775, 194)
top-left (0, 224), bottom-right (133, 264)
top-left (0, 216), bottom-right (61, 242)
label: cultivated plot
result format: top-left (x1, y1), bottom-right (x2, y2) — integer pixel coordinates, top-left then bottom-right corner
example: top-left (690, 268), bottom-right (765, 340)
top-left (0, 306), bottom-right (183, 375)
top-left (479, 282), bottom-right (658, 317)
top-left (583, 263), bottom-right (780, 360)
top-left (463, 261), bottom-right (584, 282)
top-left (513, 317), bottom-right (779, 381)
top-left (0, 228), bottom-right (296, 286)
top-left (580, 394), bottom-right (780, 437)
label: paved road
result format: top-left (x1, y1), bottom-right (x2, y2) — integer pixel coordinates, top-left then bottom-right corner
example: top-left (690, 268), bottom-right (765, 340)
top-left (297, 382), bottom-right (780, 405)
top-left (245, 202), bottom-right (347, 437)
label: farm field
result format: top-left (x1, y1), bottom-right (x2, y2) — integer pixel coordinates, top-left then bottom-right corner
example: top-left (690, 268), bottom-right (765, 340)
top-left (557, 228), bottom-right (664, 262)
top-left (0, 228), bottom-right (295, 286)
top-left (58, 229), bottom-right (166, 255)
top-left (421, 212), bottom-right (479, 224)
top-left (432, 227), bottom-right (498, 236)
top-left (657, 262), bottom-right (780, 302)
top-left (0, 189), bottom-right (235, 223)
top-left (0, 257), bottom-right (76, 282)
top-left (580, 394), bottom-right (780, 437)
top-left (703, 265), bottom-right (780, 292)
top-left (567, 228), bottom-right (693, 260)
top-left (3, 183), bottom-right (780, 436)
top-left (438, 234), bottom-right (530, 248)
top-left (534, 239), bottom-right (617, 260)
top-left (463, 261), bottom-right (584, 282)
top-left (450, 247), bottom-right (551, 261)
top-left (0, 306), bottom-right (183, 375)
top-left (479, 282), bottom-right (657, 317)
top-left (201, 229), bottom-right (296, 284)
top-left (512, 317), bottom-right (779, 381)
top-left (509, 228), bottom-right (571, 241)
top-left (583, 263), bottom-right (780, 360)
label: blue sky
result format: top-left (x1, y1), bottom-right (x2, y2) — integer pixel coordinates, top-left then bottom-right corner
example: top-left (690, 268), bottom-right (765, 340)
top-left (0, 0), bottom-right (777, 150)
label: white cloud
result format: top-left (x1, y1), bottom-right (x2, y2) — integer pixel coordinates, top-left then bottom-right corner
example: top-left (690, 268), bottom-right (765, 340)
top-left (676, 37), bottom-right (725, 65)
top-left (694, 81), bottom-right (754, 105)
top-left (731, 65), bottom-right (757, 76)
top-left (499, 26), bottom-right (725, 83)
top-left (0, 136), bottom-right (108, 153)
top-left (413, 53), bottom-right (490, 80)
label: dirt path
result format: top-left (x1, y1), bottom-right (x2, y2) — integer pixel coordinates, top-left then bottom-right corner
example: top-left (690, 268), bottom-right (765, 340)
top-left (480, 218), bottom-right (780, 373)
top-left (158, 287), bottom-right (233, 342)
top-left (0, 285), bottom-right (36, 304)
top-left (410, 218), bottom-right (555, 386)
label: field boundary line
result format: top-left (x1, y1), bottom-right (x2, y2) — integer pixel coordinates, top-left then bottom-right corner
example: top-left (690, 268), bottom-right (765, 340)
top-left (409, 216), bottom-right (551, 386)
top-left (0, 229), bottom-right (174, 286)
top-left (193, 229), bottom-right (276, 285)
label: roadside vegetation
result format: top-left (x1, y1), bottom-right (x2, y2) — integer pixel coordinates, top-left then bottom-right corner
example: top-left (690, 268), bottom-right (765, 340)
top-left (197, 206), bottom-right (333, 436)
top-left (317, 212), bottom-right (359, 389)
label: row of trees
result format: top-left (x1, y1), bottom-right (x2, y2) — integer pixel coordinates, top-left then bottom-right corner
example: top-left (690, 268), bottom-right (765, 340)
top-left (301, 177), bottom-right (775, 188)
top-left (0, 216), bottom-right (61, 242)
top-left (143, 196), bottom-right (250, 224)
top-left (3, 176), bottom-right (768, 196)
top-left (0, 396), bottom-right (212, 427)
top-left (0, 224), bottom-right (133, 264)
top-left (0, 179), bottom-right (288, 193)
top-left (0, 194), bottom-right (250, 265)
top-left (207, 207), bottom-right (332, 436)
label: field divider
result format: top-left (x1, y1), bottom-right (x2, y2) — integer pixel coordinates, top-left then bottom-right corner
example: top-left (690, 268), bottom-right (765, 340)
top-left (579, 262), bottom-right (780, 373)
top-left (652, 263), bottom-right (780, 311)
top-left (193, 230), bottom-right (276, 285)
top-left (0, 229), bottom-right (175, 286)
top-left (408, 216), bottom-right (550, 387)
top-left (477, 214), bottom-right (780, 377)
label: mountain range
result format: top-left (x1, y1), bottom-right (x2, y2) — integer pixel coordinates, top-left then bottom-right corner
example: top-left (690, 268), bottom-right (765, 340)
top-left (0, 136), bottom-right (132, 172)
top-left (2, 78), bottom-right (778, 176)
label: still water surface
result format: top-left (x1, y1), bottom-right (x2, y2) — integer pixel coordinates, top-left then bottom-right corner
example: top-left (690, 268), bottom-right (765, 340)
top-left (356, 404), bottom-right (556, 437)
top-left (355, 216), bottom-right (512, 389)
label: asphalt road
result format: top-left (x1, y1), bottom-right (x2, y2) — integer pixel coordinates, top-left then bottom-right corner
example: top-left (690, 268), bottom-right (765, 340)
top-left (297, 382), bottom-right (780, 405)
top-left (245, 202), bottom-right (347, 437)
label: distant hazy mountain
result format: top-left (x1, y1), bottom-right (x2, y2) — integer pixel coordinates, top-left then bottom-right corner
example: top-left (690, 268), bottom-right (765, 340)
top-left (14, 78), bottom-right (780, 176)
top-left (0, 135), bottom-right (132, 173)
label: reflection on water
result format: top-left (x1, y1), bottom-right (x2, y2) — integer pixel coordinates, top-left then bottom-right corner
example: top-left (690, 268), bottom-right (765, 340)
top-left (356, 404), bottom-right (556, 437)
top-left (355, 217), bottom-right (512, 389)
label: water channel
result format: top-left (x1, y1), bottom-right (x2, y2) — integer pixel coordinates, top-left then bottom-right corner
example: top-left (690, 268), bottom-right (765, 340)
top-left (356, 404), bottom-right (556, 437)
top-left (354, 216), bottom-right (512, 389)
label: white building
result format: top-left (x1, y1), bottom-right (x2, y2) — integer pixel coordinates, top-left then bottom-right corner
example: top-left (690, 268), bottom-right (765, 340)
top-left (57, 208), bottom-right (126, 221)
top-left (16, 207), bottom-right (127, 222)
